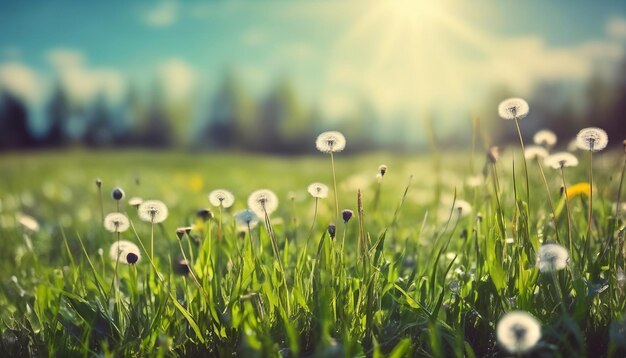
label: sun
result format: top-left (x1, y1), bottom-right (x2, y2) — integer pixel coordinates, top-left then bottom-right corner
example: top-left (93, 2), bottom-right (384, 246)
top-left (330, 0), bottom-right (493, 113)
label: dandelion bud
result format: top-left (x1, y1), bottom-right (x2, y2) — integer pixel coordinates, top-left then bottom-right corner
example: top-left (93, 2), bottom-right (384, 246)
top-left (126, 252), bottom-right (139, 265)
top-left (173, 257), bottom-right (190, 275)
top-left (196, 208), bottom-right (213, 221)
top-left (328, 224), bottom-right (336, 239)
top-left (97, 248), bottom-right (103, 256)
top-left (112, 187), bottom-right (125, 201)
top-left (95, 178), bottom-right (102, 188)
top-left (176, 228), bottom-right (185, 240)
top-left (487, 146), bottom-right (499, 164)
top-left (342, 209), bottom-right (354, 223)
top-left (378, 164), bottom-right (387, 177)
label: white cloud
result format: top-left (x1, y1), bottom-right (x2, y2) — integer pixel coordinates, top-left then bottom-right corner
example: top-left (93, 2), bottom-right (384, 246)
top-left (46, 48), bottom-right (125, 105)
top-left (0, 61), bottom-right (42, 104)
top-left (144, 1), bottom-right (178, 27)
top-left (157, 59), bottom-right (195, 102)
top-left (241, 28), bottom-right (267, 47)
top-left (607, 17), bottom-right (626, 40)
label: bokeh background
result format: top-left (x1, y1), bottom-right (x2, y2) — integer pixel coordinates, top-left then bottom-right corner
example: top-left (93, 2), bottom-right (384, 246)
top-left (1, 0), bottom-right (626, 153)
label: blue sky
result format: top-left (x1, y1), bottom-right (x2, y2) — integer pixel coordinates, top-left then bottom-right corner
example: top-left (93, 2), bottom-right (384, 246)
top-left (1, 0), bottom-right (626, 131)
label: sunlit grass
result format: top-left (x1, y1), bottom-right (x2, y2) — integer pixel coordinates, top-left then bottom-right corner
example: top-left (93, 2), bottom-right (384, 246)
top-left (0, 147), bottom-right (625, 356)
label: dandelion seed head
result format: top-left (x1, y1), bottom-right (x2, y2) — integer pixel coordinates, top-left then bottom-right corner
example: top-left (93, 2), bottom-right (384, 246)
top-left (537, 243), bottom-right (569, 272)
top-left (487, 146), bottom-right (500, 164)
top-left (307, 182), bottom-right (329, 199)
top-left (111, 187), bottom-right (125, 201)
top-left (466, 175), bottom-right (483, 188)
top-left (498, 97), bottom-right (530, 120)
top-left (576, 127), bottom-right (608, 152)
top-left (497, 311), bottom-right (541, 354)
top-left (17, 214), bottom-right (39, 232)
top-left (103, 212), bottom-right (130, 233)
top-left (315, 131), bottom-right (346, 153)
top-left (138, 200), bottom-right (168, 223)
top-left (378, 164), bottom-right (387, 177)
top-left (454, 199), bottom-right (472, 218)
top-left (544, 152), bottom-right (578, 169)
top-left (128, 197), bottom-right (143, 207)
top-left (248, 189), bottom-right (278, 217)
top-left (208, 189), bottom-right (235, 208)
top-left (533, 129), bottom-right (557, 148)
top-left (524, 145), bottom-right (549, 160)
top-left (109, 240), bottom-right (141, 265)
top-left (234, 209), bottom-right (259, 229)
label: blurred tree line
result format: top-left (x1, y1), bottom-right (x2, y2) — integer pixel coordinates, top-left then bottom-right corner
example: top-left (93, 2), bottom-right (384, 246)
top-left (1, 63), bottom-right (625, 153)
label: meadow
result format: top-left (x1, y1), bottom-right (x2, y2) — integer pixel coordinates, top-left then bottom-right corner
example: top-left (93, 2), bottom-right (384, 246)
top-left (0, 122), bottom-right (625, 356)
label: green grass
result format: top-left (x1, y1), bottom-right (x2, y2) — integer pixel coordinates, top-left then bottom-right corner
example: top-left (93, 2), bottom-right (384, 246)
top-left (0, 149), bottom-right (625, 357)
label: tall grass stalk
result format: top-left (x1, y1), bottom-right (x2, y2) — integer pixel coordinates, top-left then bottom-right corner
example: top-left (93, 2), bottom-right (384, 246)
top-left (535, 157), bottom-right (561, 244)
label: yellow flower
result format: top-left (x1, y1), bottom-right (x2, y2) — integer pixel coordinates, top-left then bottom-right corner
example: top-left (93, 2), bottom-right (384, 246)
top-left (566, 182), bottom-right (591, 200)
top-left (188, 174), bottom-right (204, 192)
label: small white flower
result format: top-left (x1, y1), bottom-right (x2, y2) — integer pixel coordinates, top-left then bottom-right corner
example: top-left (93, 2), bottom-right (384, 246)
top-left (138, 200), bottom-right (169, 223)
top-left (544, 152), bottom-right (578, 169)
top-left (315, 131), bottom-right (346, 153)
top-left (109, 240), bottom-right (141, 265)
top-left (576, 127), bottom-right (608, 152)
top-left (537, 243), bottom-right (569, 273)
top-left (103, 212), bottom-right (130, 233)
top-left (497, 311), bottom-right (542, 354)
top-left (307, 182), bottom-right (329, 199)
top-left (248, 189), bottom-right (279, 217)
top-left (498, 98), bottom-right (529, 120)
top-left (533, 129), bottom-right (557, 148)
top-left (17, 214), bottom-right (39, 232)
top-left (524, 145), bottom-right (549, 160)
top-left (208, 189), bottom-right (235, 208)
top-left (234, 209), bottom-right (259, 229)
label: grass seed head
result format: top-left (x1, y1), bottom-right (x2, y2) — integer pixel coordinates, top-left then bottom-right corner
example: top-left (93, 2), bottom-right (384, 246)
top-left (498, 97), bottom-right (529, 120)
top-left (576, 127), bottom-right (608, 152)
top-left (315, 131), bottom-right (346, 153)
top-left (497, 311), bottom-right (541, 354)
top-left (487, 146), bottom-right (499, 164)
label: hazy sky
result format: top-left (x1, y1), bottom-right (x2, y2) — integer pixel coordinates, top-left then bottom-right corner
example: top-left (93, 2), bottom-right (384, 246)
top-left (1, 0), bottom-right (626, 129)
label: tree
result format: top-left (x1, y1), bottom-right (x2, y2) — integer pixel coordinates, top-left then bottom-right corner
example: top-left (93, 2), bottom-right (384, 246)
top-left (0, 91), bottom-right (34, 150)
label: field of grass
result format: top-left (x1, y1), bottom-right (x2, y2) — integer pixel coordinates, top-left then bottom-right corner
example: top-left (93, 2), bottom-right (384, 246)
top-left (0, 146), bottom-right (625, 357)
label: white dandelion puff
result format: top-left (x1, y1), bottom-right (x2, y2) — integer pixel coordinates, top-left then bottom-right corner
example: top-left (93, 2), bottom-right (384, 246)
top-left (498, 98), bottom-right (529, 120)
top-left (576, 127), bottom-right (608, 152)
top-left (307, 182), bottom-right (329, 199)
top-left (315, 131), bottom-right (346, 153)
top-left (453, 199), bottom-right (472, 218)
top-left (109, 240), bottom-right (141, 265)
top-left (524, 145), bottom-right (549, 160)
top-left (537, 243), bottom-right (569, 273)
top-left (248, 189), bottom-right (279, 217)
top-left (234, 209), bottom-right (259, 229)
top-left (17, 214), bottom-right (39, 232)
top-left (103, 212), bottom-right (130, 233)
top-left (544, 152), bottom-right (578, 169)
top-left (138, 200), bottom-right (169, 223)
top-left (466, 175), bottom-right (484, 188)
top-left (497, 311), bottom-right (542, 354)
top-left (533, 129), bottom-right (557, 148)
top-left (208, 189), bottom-right (235, 208)
top-left (128, 197), bottom-right (143, 207)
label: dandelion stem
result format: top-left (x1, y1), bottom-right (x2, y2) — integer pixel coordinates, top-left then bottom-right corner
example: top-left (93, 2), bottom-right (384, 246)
top-left (305, 198), bottom-right (319, 252)
top-left (560, 167), bottom-right (574, 255)
top-left (536, 157), bottom-right (560, 244)
top-left (150, 221), bottom-right (155, 266)
top-left (98, 186), bottom-right (104, 223)
top-left (263, 208), bottom-right (290, 316)
top-left (615, 153), bottom-right (626, 218)
top-left (330, 151), bottom-right (339, 223)
top-left (177, 238), bottom-right (208, 299)
top-left (514, 117), bottom-right (530, 207)
top-left (587, 149), bottom-right (594, 241)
